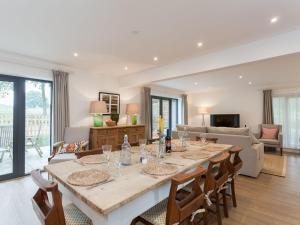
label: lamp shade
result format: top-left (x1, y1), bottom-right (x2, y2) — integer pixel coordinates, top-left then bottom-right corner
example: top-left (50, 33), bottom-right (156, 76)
top-left (198, 107), bottom-right (209, 114)
top-left (126, 103), bottom-right (140, 115)
top-left (89, 101), bottom-right (107, 114)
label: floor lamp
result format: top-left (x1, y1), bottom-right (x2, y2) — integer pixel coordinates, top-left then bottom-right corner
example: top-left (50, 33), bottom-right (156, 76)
top-left (198, 107), bottom-right (209, 126)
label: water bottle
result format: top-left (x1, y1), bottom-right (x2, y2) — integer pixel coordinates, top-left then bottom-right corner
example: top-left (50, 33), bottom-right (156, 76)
top-left (120, 134), bottom-right (132, 166)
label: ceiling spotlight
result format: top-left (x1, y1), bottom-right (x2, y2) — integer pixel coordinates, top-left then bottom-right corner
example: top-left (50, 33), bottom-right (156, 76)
top-left (124, 66), bottom-right (128, 71)
top-left (270, 17), bottom-right (279, 24)
top-left (73, 52), bottom-right (79, 57)
top-left (248, 81), bottom-right (252, 85)
top-left (153, 57), bottom-right (158, 61)
top-left (194, 82), bottom-right (198, 86)
top-left (197, 42), bottom-right (203, 47)
top-left (239, 75), bottom-right (243, 79)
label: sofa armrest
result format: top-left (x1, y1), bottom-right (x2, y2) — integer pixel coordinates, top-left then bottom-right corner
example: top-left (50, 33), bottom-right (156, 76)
top-left (48, 141), bottom-right (64, 162)
top-left (254, 133), bottom-right (260, 139)
top-left (81, 141), bottom-right (89, 150)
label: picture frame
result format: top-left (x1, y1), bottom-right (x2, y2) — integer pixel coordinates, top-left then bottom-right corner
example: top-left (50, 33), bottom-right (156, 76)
top-left (98, 92), bottom-right (120, 115)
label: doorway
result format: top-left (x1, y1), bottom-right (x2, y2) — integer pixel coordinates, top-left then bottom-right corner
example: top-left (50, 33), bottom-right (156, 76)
top-left (0, 75), bottom-right (52, 180)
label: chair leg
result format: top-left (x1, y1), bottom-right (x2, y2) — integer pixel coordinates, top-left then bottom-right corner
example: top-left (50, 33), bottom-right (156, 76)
top-left (222, 190), bottom-right (228, 218)
top-left (280, 148), bottom-right (283, 156)
top-left (203, 209), bottom-right (208, 225)
top-left (215, 192), bottom-right (222, 225)
top-left (231, 180), bottom-right (237, 208)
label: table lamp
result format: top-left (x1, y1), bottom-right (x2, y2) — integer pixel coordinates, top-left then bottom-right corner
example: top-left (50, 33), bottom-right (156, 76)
top-left (126, 103), bottom-right (140, 125)
top-left (90, 101), bottom-right (108, 127)
top-left (198, 107), bottom-right (209, 126)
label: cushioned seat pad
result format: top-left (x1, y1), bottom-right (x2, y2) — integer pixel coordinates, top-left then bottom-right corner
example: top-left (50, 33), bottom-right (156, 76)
top-left (64, 204), bottom-right (92, 225)
top-left (140, 199), bottom-right (168, 225)
top-left (259, 139), bottom-right (280, 145)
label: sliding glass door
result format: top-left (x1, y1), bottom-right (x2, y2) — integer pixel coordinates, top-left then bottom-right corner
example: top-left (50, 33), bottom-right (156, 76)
top-left (273, 94), bottom-right (300, 149)
top-left (0, 75), bottom-right (52, 180)
top-left (151, 96), bottom-right (178, 139)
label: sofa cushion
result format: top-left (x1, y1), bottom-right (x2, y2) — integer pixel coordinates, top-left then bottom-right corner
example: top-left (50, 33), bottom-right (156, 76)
top-left (207, 127), bottom-right (250, 136)
top-left (49, 153), bottom-right (76, 164)
top-left (259, 138), bottom-right (280, 145)
top-left (176, 125), bottom-right (207, 133)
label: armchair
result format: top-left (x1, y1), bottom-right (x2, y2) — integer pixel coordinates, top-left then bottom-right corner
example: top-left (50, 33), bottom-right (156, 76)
top-left (48, 127), bottom-right (90, 164)
top-left (256, 124), bottom-right (283, 155)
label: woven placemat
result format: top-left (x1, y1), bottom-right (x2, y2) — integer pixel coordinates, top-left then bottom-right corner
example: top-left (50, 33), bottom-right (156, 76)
top-left (181, 152), bottom-right (211, 160)
top-left (142, 163), bottom-right (178, 176)
top-left (67, 169), bottom-right (110, 186)
top-left (78, 155), bottom-right (107, 164)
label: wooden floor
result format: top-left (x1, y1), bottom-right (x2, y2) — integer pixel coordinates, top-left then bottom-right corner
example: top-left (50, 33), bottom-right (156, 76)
top-left (0, 153), bottom-right (300, 225)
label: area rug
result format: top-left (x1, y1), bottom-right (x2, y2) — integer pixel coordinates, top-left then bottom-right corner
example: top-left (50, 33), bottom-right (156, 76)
top-left (261, 154), bottom-right (287, 177)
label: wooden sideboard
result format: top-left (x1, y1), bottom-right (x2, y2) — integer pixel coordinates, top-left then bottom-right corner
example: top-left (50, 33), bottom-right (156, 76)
top-left (89, 125), bottom-right (146, 150)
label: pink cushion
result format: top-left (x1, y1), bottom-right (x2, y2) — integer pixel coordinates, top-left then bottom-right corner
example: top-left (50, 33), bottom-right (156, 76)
top-left (261, 127), bottom-right (279, 139)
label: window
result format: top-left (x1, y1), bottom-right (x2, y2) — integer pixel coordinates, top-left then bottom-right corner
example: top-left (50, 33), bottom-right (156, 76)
top-left (273, 94), bottom-right (300, 149)
top-left (151, 96), bottom-right (179, 139)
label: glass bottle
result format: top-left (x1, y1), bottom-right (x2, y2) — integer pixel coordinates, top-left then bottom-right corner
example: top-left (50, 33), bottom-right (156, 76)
top-left (120, 134), bottom-right (131, 166)
top-left (165, 129), bottom-right (172, 153)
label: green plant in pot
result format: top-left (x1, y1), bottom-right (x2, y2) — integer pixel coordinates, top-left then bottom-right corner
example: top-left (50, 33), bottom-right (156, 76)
top-left (111, 113), bottom-right (119, 125)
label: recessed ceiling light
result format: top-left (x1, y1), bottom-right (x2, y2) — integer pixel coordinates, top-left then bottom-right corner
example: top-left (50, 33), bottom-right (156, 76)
top-left (197, 42), bottom-right (203, 47)
top-left (270, 17), bottom-right (279, 24)
top-left (124, 66), bottom-right (128, 71)
top-left (239, 75), bottom-right (243, 79)
top-left (73, 52), bottom-right (79, 57)
top-left (194, 82), bottom-right (198, 86)
top-left (153, 57), bottom-right (158, 61)
top-left (248, 81), bottom-right (252, 85)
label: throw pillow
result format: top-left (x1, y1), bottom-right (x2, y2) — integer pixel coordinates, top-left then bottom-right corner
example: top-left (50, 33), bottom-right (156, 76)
top-left (261, 127), bottom-right (279, 139)
top-left (58, 140), bottom-right (87, 154)
top-left (250, 133), bottom-right (260, 144)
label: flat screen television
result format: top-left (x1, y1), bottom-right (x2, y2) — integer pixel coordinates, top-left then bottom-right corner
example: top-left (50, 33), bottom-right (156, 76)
top-left (210, 114), bottom-right (240, 128)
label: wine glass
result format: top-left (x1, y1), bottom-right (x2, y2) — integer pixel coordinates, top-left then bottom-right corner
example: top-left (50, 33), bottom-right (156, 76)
top-left (102, 145), bottom-right (112, 165)
top-left (112, 152), bottom-right (122, 177)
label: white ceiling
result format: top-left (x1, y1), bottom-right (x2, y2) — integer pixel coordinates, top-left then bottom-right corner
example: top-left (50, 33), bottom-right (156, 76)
top-left (155, 53), bottom-right (300, 92)
top-left (1, 0), bottom-right (300, 76)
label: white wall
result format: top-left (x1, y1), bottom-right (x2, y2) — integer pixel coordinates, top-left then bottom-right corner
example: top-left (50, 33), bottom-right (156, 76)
top-left (68, 71), bottom-right (142, 127)
top-left (188, 87), bottom-right (263, 132)
top-left (0, 60), bottom-right (143, 127)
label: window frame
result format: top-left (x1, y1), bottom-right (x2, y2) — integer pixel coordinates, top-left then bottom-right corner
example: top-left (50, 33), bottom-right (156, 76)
top-left (150, 95), bottom-right (178, 139)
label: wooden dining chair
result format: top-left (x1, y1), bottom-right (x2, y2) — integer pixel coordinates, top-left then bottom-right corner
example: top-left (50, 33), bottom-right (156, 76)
top-left (226, 146), bottom-right (243, 207)
top-left (131, 166), bottom-right (208, 225)
top-left (75, 149), bottom-right (103, 159)
top-left (196, 137), bottom-right (218, 144)
top-left (203, 152), bottom-right (230, 225)
top-left (31, 169), bottom-right (92, 225)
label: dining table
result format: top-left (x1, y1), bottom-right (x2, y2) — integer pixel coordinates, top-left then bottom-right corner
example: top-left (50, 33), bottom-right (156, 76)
top-left (45, 142), bottom-right (233, 225)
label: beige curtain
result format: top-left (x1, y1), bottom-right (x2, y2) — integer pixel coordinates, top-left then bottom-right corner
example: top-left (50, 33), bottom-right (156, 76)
top-left (53, 70), bottom-right (70, 142)
top-left (263, 89), bottom-right (274, 124)
top-left (141, 87), bottom-right (152, 140)
top-left (182, 94), bottom-right (188, 125)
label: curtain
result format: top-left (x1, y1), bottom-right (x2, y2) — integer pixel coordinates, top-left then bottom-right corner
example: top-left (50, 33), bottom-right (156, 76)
top-left (263, 89), bottom-right (274, 124)
top-left (141, 87), bottom-right (151, 140)
top-left (182, 94), bottom-right (188, 125)
top-left (53, 70), bottom-right (70, 142)
top-left (273, 94), bottom-right (300, 149)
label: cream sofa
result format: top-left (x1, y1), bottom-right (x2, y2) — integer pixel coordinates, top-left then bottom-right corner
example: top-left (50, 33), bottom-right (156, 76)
top-left (173, 125), bottom-right (264, 178)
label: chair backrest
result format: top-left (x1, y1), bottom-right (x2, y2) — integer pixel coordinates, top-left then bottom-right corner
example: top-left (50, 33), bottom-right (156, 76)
top-left (166, 166), bottom-right (207, 225)
top-left (64, 127), bottom-right (90, 143)
top-left (76, 149), bottom-right (103, 159)
top-left (0, 125), bottom-right (13, 147)
top-left (227, 146), bottom-right (243, 177)
top-left (204, 152), bottom-right (230, 194)
top-left (31, 170), bottom-right (66, 225)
